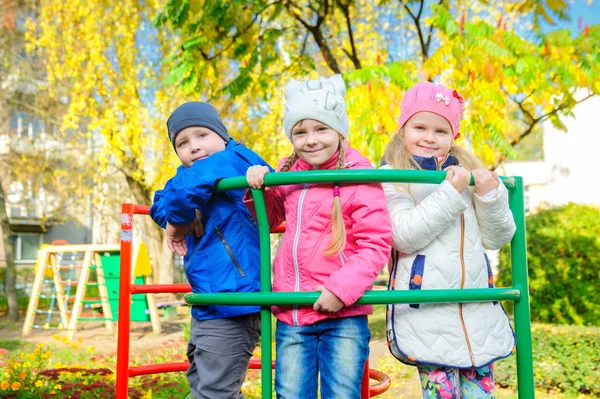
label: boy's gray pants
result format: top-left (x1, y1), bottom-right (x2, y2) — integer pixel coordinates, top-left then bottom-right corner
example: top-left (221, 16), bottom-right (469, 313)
top-left (186, 313), bottom-right (260, 399)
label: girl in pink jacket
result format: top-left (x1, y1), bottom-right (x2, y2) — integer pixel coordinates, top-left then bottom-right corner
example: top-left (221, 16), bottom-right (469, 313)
top-left (245, 74), bottom-right (392, 399)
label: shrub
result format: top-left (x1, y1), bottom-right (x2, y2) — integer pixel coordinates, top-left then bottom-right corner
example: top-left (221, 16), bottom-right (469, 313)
top-left (497, 203), bottom-right (600, 326)
top-left (495, 323), bottom-right (599, 396)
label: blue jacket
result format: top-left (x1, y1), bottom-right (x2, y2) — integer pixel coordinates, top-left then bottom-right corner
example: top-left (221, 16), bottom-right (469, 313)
top-left (150, 139), bottom-right (272, 321)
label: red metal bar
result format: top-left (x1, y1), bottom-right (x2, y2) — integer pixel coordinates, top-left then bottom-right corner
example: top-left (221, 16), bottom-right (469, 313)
top-left (361, 358), bottom-right (370, 398)
top-left (131, 284), bottom-right (191, 294)
top-left (128, 356), bottom-right (276, 378)
top-left (132, 205), bottom-right (150, 214)
top-left (129, 362), bottom-right (189, 377)
top-left (270, 223), bottom-right (286, 234)
top-left (116, 203), bottom-right (135, 399)
top-left (248, 357), bottom-right (275, 369)
top-left (368, 369), bottom-right (392, 396)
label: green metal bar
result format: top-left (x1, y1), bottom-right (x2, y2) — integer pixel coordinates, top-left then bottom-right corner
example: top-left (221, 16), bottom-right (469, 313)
top-left (509, 177), bottom-right (535, 398)
top-left (185, 288), bottom-right (520, 306)
top-left (214, 170), bottom-right (515, 192)
top-left (250, 188), bottom-right (273, 398)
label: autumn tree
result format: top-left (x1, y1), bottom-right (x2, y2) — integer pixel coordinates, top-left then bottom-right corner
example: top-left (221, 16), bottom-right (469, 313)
top-left (0, 0), bottom-right (100, 319)
top-left (26, 0), bottom-right (190, 283)
top-left (155, 0), bottom-right (600, 166)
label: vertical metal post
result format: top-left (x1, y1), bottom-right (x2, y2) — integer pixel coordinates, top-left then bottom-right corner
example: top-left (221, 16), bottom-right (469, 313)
top-left (361, 359), bottom-right (370, 398)
top-left (509, 177), bottom-right (535, 398)
top-left (116, 203), bottom-right (135, 399)
top-left (251, 189), bottom-right (273, 398)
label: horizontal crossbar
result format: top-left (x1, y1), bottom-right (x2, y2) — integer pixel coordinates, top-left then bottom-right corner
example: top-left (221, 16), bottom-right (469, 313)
top-left (185, 287), bottom-right (521, 306)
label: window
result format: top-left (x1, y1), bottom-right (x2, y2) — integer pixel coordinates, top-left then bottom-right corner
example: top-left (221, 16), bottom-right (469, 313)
top-left (14, 234), bottom-right (43, 262)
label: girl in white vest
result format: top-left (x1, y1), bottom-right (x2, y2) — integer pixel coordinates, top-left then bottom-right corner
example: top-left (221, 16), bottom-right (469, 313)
top-left (382, 82), bottom-right (516, 399)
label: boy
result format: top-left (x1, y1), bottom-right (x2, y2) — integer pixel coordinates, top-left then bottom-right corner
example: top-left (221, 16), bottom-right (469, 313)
top-left (150, 102), bottom-right (272, 399)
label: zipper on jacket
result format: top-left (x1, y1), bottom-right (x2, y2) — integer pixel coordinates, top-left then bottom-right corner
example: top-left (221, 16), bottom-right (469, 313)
top-left (339, 251), bottom-right (348, 265)
top-left (183, 238), bottom-right (202, 272)
top-left (458, 214), bottom-right (476, 367)
top-left (215, 226), bottom-right (246, 278)
top-left (436, 155), bottom-right (449, 171)
top-left (292, 184), bottom-right (310, 326)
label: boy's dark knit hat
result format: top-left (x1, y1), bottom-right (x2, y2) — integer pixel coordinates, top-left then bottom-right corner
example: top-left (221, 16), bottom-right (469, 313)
top-left (166, 102), bottom-right (229, 150)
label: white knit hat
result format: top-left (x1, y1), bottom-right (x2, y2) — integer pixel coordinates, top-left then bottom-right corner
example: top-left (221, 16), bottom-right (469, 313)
top-left (283, 74), bottom-right (350, 140)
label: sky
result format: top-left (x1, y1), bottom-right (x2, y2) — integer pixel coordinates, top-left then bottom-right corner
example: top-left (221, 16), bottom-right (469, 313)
top-left (543, 0), bottom-right (600, 34)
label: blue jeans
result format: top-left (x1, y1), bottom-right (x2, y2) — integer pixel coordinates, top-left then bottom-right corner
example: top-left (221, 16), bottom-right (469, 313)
top-left (275, 316), bottom-right (370, 399)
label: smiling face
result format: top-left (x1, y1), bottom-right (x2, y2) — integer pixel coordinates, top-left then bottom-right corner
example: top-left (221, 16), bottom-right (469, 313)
top-left (290, 119), bottom-right (342, 167)
top-left (174, 126), bottom-right (227, 167)
top-left (403, 111), bottom-right (453, 159)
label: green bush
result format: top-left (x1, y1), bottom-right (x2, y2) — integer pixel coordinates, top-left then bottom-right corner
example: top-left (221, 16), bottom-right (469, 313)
top-left (497, 203), bottom-right (600, 326)
top-left (495, 323), bottom-right (599, 396)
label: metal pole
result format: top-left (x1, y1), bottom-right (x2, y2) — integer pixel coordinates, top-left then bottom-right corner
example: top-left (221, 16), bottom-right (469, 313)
top-left (116, 203), bottom-right (134, 399)
top-left (251, 189), bottom-right (273, 398)
top-left (185, 288), bottom-right (521, 306)
top-left (509, 177), bottom-right (535, 398)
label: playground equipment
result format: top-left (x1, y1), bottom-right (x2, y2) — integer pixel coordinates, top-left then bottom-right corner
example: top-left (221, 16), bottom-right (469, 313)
top-left (23, 244), bottom-right (117, 338)
top-left (23, 243), bottom-right (162, 339)
top-left (115, 169), bottom-right (534, 398)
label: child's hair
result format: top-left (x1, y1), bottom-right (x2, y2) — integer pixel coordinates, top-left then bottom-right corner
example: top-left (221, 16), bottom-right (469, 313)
top-left (385, 81), bottom-right (483, 171)
top-left (384, 128), bottom-right (483, 170)
top-left (279, 139), bottom-right (347, 256)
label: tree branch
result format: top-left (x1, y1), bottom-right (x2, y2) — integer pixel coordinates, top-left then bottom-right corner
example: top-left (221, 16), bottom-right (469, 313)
top-left (337, 0), bottom-right (362, 69)
top-left (424, 0), bottom-right (444, 54)
top-left (285, 0), bottom-right (342, 74)
top-left (194, 2), bottom-right (277, 61)
top-left (492, 92), bottom-right (596, 169)
top-left (402, 0), bottom-right (429, 62)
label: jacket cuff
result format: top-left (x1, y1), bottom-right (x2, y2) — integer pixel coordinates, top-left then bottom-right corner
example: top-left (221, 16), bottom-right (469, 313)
top-left (323, 279), bottom-right (355, 307)
top-left (439, 180), bottom-right (468, 213)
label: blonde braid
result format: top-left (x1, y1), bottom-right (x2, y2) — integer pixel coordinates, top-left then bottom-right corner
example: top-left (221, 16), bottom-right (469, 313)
top-left (324, 141), bottom-right (347, 256)
top-left (279, 152), bottom-right (299, 172)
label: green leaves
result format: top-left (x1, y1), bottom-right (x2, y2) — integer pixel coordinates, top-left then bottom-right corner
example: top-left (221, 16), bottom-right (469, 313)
top-left (498, 203), bottom-right (600, 327)
top-left (153, 0), bottom-right (189, 27)
top-left (495, 323), bottom-right (600, 396)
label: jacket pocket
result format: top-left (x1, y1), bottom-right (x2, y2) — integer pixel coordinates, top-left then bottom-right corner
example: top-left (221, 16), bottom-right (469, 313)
top-left (214, 226), bottom-right (246, 278)
top-left (484, 253), bottom-right (497, 305)
top-left (408, 255), bottom-right (425, 309)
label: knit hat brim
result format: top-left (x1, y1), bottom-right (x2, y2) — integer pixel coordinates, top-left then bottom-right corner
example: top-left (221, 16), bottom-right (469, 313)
top-left (284, 110), bottom-right (349, 140)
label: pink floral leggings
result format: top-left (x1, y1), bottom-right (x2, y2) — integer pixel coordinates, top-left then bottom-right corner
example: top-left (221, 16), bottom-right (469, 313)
top-left (416, 363), bottom-right (496, 399)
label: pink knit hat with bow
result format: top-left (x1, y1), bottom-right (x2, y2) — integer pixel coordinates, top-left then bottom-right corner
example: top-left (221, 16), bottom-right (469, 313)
top-left (398, 82), bottom-right (465, 139)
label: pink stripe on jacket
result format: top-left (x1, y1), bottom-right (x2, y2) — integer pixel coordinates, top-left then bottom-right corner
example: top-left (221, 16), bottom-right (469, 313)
top-left (245, 142), bottom-right (392, 326)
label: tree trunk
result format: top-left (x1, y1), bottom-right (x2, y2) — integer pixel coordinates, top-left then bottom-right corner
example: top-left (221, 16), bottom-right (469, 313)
top-left (123, 172), bottom-right (174, 284)
top-left (0, 181), bottom-right (19, 321)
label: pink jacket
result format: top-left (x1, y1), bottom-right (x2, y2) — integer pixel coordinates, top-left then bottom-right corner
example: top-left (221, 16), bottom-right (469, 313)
top-left (245, 142), bottom-right (392, 326)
